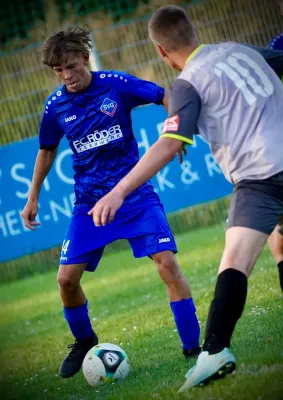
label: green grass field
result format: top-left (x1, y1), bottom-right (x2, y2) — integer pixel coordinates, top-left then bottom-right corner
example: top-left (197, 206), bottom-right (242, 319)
top-left (1, 224), bottom-right (283, 400)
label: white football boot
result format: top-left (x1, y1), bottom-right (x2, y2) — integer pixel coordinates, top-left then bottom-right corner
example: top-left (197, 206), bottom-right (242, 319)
top-left (178, 348), bottom-right (236, 393)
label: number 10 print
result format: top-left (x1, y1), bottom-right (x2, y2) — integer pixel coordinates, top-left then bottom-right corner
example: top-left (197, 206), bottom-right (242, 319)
top-left (214, 52), bottom-right (274, 105)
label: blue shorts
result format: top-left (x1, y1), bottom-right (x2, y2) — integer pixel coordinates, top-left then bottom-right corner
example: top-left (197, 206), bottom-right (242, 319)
top-left (59, 193), bottom-right (177, 271)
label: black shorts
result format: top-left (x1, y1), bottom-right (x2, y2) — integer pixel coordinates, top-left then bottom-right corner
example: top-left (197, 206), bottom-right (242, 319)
top-left (227, 171), bottom-right (283, 235)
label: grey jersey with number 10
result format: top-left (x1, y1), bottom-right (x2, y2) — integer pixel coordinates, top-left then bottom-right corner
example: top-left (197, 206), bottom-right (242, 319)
top-left (178, 42), bottom-right (283, 183)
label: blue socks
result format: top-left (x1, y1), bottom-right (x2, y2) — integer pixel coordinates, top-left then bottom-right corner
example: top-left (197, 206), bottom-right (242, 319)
top-left (63, 300), bottom-right (93, 340)
top-left (64, 298), bottom-right (200, 347)
top-left (170, 298), bottom-right (200, 349)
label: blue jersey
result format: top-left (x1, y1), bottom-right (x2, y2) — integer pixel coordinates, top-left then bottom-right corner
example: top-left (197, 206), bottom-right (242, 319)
top-left (39, 71), bottom-right (164, 206)
top-left (268, 32), bottom-right (283, 51)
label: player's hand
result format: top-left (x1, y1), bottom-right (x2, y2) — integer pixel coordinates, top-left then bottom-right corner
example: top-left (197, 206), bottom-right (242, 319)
top-left (21, 200), bottom-right (41, 231)
top-left (88, 189), bottom-right (125, 227)
top-left (178, 144), bottom-right (187, 164)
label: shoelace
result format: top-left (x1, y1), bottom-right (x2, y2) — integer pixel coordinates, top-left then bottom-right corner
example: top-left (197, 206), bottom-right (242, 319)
top-left (66, 341), bottom-right (80, 359)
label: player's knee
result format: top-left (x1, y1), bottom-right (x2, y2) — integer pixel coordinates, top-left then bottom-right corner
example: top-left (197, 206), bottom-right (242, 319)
top-left (154, 252), bottom-right (181, 283)
top-left (219, 247), bottom-right (251, 276)
top-left (57, 272), bottom-right (80, 292)
top-left (268, 229), bottom-right (283, 263)
top-left (221, 227), bottom-right (268, 276)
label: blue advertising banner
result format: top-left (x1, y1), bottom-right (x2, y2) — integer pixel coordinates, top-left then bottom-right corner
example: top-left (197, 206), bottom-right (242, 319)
top-left (0, 104), bottom-right (232, 262)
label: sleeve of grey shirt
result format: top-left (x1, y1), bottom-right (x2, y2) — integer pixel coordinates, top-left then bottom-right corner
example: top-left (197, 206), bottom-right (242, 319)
top-left (162, 79), bottom-right (202, 145)
top-left (243, 44), bottom-right (283, 79)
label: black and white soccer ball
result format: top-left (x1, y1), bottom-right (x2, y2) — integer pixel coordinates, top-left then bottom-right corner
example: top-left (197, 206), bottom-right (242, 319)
top-left (82, 343), bottom-right (130, 386)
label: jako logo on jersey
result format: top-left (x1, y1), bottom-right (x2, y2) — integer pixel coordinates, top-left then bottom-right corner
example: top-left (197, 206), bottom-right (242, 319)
top-left (100, 98), bottom-right (118, 117)
top-left (73, 125), bottom-right (123, 153)
top-left (159, 237), bottom-right (171, 243)
top-left (65, 115), bottom-right (77, 123)
top-left (162, 115), bottom-right (179, 133)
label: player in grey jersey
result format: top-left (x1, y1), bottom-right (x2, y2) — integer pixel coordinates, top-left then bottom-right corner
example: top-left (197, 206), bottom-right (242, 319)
top-left (88, 5), bottom-right (283, 392)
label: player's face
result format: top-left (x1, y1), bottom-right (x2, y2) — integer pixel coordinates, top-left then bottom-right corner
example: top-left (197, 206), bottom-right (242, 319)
top-left (53, 53), bottom-right (91, 92)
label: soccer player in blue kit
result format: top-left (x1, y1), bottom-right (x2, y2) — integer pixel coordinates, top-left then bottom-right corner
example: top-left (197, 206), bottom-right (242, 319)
top-left (20, 26), bottom-right (200, 378)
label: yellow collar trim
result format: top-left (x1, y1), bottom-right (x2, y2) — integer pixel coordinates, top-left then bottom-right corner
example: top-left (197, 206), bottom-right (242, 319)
top-left (186, 44), bottom-right (205, 64)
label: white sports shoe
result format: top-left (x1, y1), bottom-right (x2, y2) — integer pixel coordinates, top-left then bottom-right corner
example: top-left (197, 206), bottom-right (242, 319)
top-left (178, 348), bottom-right (236, 393)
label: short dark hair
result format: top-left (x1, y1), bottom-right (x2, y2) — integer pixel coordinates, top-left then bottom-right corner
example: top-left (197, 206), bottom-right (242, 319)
top-left (148, 6), bottom-right (196, 51)
top-left (40, 25), bottom-right (92, 67)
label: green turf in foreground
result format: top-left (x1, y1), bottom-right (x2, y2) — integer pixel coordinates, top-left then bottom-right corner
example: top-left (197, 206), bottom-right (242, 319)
top-left (0, 224), bottom-right (282, 400)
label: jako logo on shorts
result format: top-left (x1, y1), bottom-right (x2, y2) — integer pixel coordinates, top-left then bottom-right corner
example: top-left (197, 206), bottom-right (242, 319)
top-left (100, 98), bottom-right (118, 117)
top-left (65, 115), bottom-right (77, 123)
top-left (159, 237), bottom-right (171, 243)
top-left (73, 125), bottom-right (123, 153)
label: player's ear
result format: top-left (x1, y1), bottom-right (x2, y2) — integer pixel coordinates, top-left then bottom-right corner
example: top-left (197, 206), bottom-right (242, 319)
top-left (83, 53), bottom-right (89, 66)
top-left (156, 44), bottom-right (168, 59)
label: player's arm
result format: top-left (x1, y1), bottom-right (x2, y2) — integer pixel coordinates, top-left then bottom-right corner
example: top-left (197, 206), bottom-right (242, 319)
top-left (28, 148), bottom-right (58, 202)
top-left (115, 79), bottom-right (200, 197)
top-left (112, 71), bottom-right (167, 108)
top-left (162, 89), bottom-right (169, 112)
top-left (89, 138), bottom-right (183, 226)
top-left (21, 103), bottom-right (63, 230)
top-left (89, 80), bottom-right (201, 226)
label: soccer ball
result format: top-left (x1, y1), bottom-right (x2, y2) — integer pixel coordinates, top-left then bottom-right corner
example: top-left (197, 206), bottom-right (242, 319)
top-left (82, 343), bottom-right (130, 386)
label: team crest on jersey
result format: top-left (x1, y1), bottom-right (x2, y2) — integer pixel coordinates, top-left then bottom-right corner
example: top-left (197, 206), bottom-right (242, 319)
top-left (100, 98), bottom-right (118, 117)
top-left (162, 115), bottom-right (179, 133)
